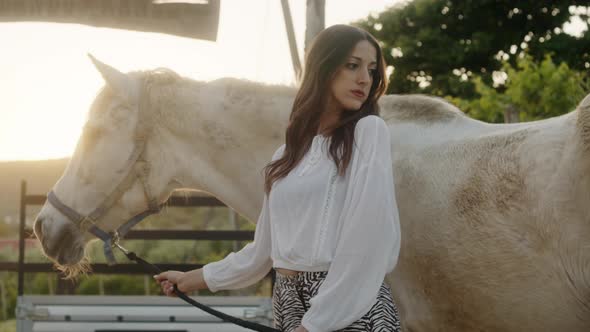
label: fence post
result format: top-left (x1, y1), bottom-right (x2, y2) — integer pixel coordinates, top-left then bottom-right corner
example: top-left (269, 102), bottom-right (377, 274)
top-left (48, 274), bottom-right (54, 295)
top-left (99, 275), bottom-right (104, 295)
top-left (230, 209), bottom-right (239, 252)
top-left (56, 278), bottom-right (76, 295)
top-left (0, 274), bottom-right (6, 320)
top-left (144, 275), bottom-right (150, 295)
top-left (18, 180), bottom-right (27, 296)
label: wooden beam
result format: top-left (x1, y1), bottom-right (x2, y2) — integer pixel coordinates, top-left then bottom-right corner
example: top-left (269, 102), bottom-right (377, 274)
top-left (280, 0), bottom-right (302, 82)
top-left (0, 0), bottom-right (220, 40)
top-left (23, 193), bottom-right (226, 207)
top-left (304, 0), bottom-right (324, 53)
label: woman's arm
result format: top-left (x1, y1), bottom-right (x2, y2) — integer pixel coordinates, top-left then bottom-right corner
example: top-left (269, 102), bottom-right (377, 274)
top-left (154, 192), bottom-right (273, 295)
top-left (155, 144), bottom-right (285, 294)
top-left (201, 192), bottom-right (274, 292)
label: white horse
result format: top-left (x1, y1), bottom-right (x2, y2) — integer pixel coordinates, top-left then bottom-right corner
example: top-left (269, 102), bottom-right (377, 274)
top-left (34, 57), bottom-right (590, 332)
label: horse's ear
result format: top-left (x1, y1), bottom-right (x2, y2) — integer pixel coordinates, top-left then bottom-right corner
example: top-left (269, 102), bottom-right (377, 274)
top-left (88, 53), bottom-right (134, 102)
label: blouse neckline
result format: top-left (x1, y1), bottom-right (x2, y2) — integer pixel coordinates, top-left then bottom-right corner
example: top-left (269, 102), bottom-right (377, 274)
top-left (313, 134), bottom-right (330, 141)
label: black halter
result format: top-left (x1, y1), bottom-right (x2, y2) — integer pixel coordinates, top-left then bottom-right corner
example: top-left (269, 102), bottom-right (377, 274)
top-left (46, 80), bottom-right (162, 265)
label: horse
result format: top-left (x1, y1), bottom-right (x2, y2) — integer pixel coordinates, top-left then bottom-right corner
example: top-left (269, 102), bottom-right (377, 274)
top-left (34, 56), bottom-right (590, 331)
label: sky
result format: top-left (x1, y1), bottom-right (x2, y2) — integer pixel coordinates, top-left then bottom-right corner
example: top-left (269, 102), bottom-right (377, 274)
top-left (0, 0), bottom-right (402, 161)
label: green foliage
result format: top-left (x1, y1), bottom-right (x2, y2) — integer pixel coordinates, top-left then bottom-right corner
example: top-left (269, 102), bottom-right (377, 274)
top-left (0, 249), bottom-right (15, 262)
top-left (0, 273), bottom-right (17, 323)
top-left (446, 77), bottom-right (506, 123)
top-left (449, 54), bottom-right (588, 123)
top-left (504, 55), bottom-right (587, 120)
top-left (356, 0), bottom-right (590, 99)
top-left (0, 319), bottom-right (15, 332)
top-left (0, 222), bottom-right (14, 238)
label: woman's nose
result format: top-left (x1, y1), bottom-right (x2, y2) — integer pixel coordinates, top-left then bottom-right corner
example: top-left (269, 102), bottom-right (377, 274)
top-left (357, 69), bottom-right (370, 85)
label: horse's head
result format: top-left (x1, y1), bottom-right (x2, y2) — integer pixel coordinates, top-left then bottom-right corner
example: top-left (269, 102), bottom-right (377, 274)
top-left (34, 56), bottom-right (177, 277)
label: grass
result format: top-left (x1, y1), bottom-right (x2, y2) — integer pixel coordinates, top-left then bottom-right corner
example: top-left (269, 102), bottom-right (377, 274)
top-left (0, 320), bottom-right (15, 332)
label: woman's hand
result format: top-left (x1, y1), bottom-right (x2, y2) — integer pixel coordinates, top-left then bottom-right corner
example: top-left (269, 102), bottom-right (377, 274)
top-left (293, 325), bottom-right (309, 332)
top-left (153, 269), bottom-right (208, 296)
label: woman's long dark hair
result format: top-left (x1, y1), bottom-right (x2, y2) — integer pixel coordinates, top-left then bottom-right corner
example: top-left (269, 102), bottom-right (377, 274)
top-left (263, 24), bottom-right (388, 195)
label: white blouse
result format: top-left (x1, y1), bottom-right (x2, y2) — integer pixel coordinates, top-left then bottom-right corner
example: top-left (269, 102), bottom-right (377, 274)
top-left (202, 115), bottom-right (401, 332)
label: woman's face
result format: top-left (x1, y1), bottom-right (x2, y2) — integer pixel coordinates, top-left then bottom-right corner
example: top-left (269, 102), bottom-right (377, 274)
top-left (328, 39), bottom-right (378, 113)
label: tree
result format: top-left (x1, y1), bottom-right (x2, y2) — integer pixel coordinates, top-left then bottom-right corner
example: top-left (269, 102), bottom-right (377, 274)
top-left (447, 54), bottom-right (588, 123)
top-left (356, 0), bottom-right (590, 99)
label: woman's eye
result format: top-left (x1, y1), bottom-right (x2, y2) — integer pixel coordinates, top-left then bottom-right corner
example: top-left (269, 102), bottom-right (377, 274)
top-left (346, 63), bottom-right (359, 69)
top-left (369, 69), bottom-right (377, 76)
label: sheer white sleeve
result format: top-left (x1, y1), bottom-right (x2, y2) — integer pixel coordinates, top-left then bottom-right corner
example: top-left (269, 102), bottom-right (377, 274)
top-left (301, 116), bottom-right (401, 332)
top-left (202, 144), bottom-right (285, 292)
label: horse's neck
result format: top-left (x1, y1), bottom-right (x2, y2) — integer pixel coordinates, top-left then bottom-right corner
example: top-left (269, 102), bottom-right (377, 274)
top-left (154, 79), bottom-right (294, 220)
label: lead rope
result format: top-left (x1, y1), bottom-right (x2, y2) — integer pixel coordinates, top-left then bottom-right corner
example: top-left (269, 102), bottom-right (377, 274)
top-left (113, 244), bottom-right (281, 332)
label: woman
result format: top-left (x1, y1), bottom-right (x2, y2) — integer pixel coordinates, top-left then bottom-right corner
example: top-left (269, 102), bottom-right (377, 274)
top-left (154, 24), bottom-right (402, 332)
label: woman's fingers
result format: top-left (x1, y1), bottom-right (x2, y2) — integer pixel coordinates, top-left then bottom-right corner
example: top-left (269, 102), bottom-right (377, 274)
top-left (165, 283), bottom-right (177, 297)
top-left (153, 271), bottom-right (171, 283)
top-left (159, 281), bottom-right (175, 297)
top-left (156, 269), bottom-right (204, 294)
top-left (154, 271), bottom-right (188, 297)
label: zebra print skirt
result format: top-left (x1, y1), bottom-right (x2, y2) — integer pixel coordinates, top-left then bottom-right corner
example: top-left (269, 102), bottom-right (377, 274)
top-left (272, 270), bottom-right (401, 331)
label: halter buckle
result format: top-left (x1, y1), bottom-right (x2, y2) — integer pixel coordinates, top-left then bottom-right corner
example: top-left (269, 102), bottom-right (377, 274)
top-left (111, 231), bottom-right (130, 255)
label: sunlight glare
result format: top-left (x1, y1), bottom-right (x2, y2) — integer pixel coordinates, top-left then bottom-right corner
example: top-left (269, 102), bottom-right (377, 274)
top-left (0, 0), bottom-right (400, 161)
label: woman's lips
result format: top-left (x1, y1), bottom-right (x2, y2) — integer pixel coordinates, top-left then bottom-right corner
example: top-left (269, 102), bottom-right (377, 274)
top-left (351, 90), bottom-right (365, 98)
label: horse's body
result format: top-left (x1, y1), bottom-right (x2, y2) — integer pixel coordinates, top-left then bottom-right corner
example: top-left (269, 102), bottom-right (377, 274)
top-left (383, 96), bottom-right (590, 331)
top-left (35, 60), bottom-right (590, 331)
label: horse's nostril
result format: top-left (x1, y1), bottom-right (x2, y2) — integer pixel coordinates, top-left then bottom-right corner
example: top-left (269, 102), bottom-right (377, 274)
top-left (34, 218), bottom-right (44, 240)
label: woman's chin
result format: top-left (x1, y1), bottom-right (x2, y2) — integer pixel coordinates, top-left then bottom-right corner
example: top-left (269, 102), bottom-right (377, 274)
top-left (343, 102), bottom-right (364, 111)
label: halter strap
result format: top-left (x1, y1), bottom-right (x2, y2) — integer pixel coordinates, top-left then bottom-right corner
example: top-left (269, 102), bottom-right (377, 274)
top-left (46, 82), bottom-right (159, 265)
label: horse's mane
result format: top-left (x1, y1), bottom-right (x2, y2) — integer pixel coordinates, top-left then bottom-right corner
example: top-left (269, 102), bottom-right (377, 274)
top-left (93, 67), bottom-right (466, 128)
top-left (130, 67), bottom-right (183, 86)
top-left (128, 69), bottom-right (468, 127)
top-left (209, 77), bottom-right (297, 98)
top-left (131, 68), bottom-right (297, 98)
